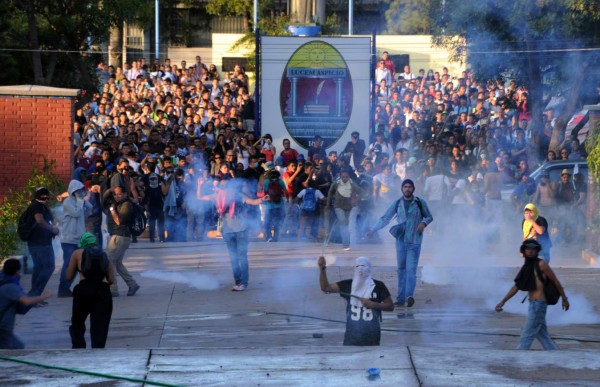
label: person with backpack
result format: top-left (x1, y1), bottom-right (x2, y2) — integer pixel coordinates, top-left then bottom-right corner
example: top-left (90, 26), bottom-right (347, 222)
top-left (0, 259), bottom-right (52, 349)
top-left (263, 169), bottom-right (286, 242)
top-left (495, 239), bottom-right (569, 350)
top-left (56, 180), bottom-right (94, 298)
top-left (214, 175), bottom-right (268, 291)
top-left (367, 179), bottom-right (433, 307)
top-left (21, 187), bottom-right (60, 301)
top-left (296, 179), bottom-right (325, 240)
top-left (102, 185), bottom-right (140, 297)
top-left (65, 233), bottom-right (114, 348)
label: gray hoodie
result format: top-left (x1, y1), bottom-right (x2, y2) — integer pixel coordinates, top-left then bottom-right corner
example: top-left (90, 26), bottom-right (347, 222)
top-left (60, 180), bottom-right (93, 244)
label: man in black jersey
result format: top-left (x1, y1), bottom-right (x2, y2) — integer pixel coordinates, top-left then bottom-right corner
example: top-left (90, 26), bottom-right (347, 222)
top-left (318, 256), bottom-right (394, 346)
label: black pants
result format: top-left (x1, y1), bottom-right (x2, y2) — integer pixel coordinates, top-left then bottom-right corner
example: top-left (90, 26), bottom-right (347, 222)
top-left (148, 211), bottom-right (166, 241)
top-left (70, 280), bottom-right (113, 348)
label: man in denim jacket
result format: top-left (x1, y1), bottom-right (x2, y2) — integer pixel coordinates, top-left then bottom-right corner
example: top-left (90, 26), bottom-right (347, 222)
top-left (368, 179), bottom-right (433, 307)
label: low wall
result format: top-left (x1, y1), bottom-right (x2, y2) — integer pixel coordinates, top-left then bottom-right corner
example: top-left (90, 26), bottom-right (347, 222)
top-left (0, 85), bottom-right (77, 201)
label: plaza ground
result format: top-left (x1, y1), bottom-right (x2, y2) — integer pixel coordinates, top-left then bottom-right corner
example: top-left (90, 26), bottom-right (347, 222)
top-left (1, 234), bottom-right (599, 386)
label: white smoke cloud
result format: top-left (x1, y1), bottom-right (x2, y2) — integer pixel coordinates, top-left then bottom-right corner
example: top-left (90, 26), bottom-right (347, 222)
top-left (141, 270), bottom-right (220, 290)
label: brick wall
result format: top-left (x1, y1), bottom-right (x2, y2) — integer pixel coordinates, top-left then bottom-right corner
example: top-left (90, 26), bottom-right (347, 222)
top-left (0, 93), bottom-right (75, 200)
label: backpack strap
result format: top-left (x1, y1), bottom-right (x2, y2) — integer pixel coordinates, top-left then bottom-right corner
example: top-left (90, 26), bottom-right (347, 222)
top-left (78, 248), bottom-right (87, 274)
top-left (414, 197), bottom-right (426, 219)
top-left (393, 199), bottom-right (401, 219)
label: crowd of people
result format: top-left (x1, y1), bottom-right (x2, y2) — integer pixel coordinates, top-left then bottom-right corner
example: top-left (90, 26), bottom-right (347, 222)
top-left (1, 52), bottom-right (586, 350)
top-left (67, 54), bottom-right (589, 252)
top-left (373, 57), bottom-right (589, 244)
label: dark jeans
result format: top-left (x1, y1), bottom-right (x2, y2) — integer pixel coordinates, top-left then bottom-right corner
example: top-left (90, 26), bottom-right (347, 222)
top-left (148, 211), bottom-right (166, 242)
top-left (0, 329), bottom-right (25, 349)
top-left (223, 230), bottom-right (249, 286)
top-left (69, 280), bottom-right (113, 348)
top-left (27, 244), bottom-right (55, 297)
top-left (166, 213), bottom-right (187, 242)
top-left (59, 243), bottom-right (78, 293)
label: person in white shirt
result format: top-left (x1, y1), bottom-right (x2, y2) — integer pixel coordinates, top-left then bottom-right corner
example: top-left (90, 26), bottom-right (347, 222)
top-left (375, 60), bottom-right (392, 85)
top-left (400, 65), bottom-right (415, 80)
top-left (368, 132), bottom-right (394, 159)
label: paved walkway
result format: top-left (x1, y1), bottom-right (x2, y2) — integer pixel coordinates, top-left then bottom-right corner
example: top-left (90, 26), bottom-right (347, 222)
top-left (1, 237), bottom-right (599, 385)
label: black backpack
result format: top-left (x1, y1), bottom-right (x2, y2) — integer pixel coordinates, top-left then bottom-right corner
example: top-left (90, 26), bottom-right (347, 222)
top-left (80, 247), bottom-right (109, 280)
top-left (17, 205), bottom-right (37, 241)
top-left (535, 260), bottom-right (561, 305)
top-left (128, 201), bottom-right (148, 237)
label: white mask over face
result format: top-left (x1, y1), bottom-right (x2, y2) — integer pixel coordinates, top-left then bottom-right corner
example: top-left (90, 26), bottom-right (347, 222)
top-left (351, 256), bottom-right (375, 307)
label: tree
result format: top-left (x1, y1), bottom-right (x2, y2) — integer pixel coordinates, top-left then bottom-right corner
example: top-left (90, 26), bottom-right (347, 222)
top-left (384, 0), bottom-right (433, 34)
top-left (0, 0), bottom-right (156, 89)
top-left (206, 0), bottom-right (286, 31)
top-left (430, 0), bottom-right (600, 153)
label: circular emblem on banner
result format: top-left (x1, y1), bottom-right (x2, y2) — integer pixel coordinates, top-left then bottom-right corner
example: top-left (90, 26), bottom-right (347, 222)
top-left (279, 41), bottom-right (353, 150)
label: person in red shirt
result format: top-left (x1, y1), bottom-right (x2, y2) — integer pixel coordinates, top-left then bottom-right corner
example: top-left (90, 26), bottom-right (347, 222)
top-left (280, 138), bottom-right (299, 166)
top-left (381, 51), bottom-right (395, 78)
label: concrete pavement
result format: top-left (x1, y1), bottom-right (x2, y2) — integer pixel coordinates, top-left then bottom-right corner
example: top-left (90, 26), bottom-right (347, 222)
top-left (1, 237), bottom-right (599, 385)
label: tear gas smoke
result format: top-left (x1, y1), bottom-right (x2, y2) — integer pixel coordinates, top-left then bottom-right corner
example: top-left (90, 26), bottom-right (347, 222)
top-left (142, 270), bottom-right (220, 290)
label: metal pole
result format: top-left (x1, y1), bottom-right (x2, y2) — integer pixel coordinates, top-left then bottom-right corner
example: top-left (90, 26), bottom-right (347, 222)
top-left (254, 28), bottom-right (260, 136)
top-left (348, 0), bottom-right (353, 35)
top-left (253, 0), bottom-right (258, 32)
top-left (371, 29), bottom-right (376, 140)
top-left (155, 0), bottom-right (160, 61)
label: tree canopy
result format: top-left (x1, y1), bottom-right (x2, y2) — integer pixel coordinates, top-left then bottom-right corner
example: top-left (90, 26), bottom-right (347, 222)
top-left (384, 0), bottom-right (433, 34)
top-left (0, 0), bottom-right (169, 89)
top-left (430, 0), bottom-right (600, 148)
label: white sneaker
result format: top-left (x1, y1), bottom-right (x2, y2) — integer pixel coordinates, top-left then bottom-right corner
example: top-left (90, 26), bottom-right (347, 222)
top-left (231, 284), bottom-right (246, 292)
top-left (343, 245), bottom-right (351, 251)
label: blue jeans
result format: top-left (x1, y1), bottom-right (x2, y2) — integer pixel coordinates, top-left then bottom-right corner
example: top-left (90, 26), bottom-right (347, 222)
top-left (223, 231), bottom-right (249, 286)
top-left (334, 207), bottom-right (360, 246)
top-left (395, 240), bottom-right (421, 303)
top-left (517, 300), bottom-right (558, 350)
top-left (59, 243), bottom-right (78, 293)
top-left (264, 207), bottom-right (284, 241)
top-left (27, 244), bottom-right (56, 297)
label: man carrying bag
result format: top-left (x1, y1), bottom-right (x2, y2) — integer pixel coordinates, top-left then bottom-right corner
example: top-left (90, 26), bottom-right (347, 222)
top-left (367, 179), bottom-right (433, 307)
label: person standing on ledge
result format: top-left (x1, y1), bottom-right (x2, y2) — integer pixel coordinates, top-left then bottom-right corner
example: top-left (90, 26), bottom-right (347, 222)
top-left (318, 256), bottom-right (394, 346)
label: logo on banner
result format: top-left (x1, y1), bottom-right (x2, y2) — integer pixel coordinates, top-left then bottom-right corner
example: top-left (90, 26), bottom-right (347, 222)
top-left (279, 41), bottom-right (353, 150)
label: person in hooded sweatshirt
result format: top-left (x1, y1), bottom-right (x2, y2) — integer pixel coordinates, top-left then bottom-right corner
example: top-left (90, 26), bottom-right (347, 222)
top-left (495, 239), bottom-right (569, 350)
top-left (522, 203), bottom-right (552, 263)
top-left (318, 256), bottom-right (394, 346)
top-left (57, 180), bottom-right (93, 297)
